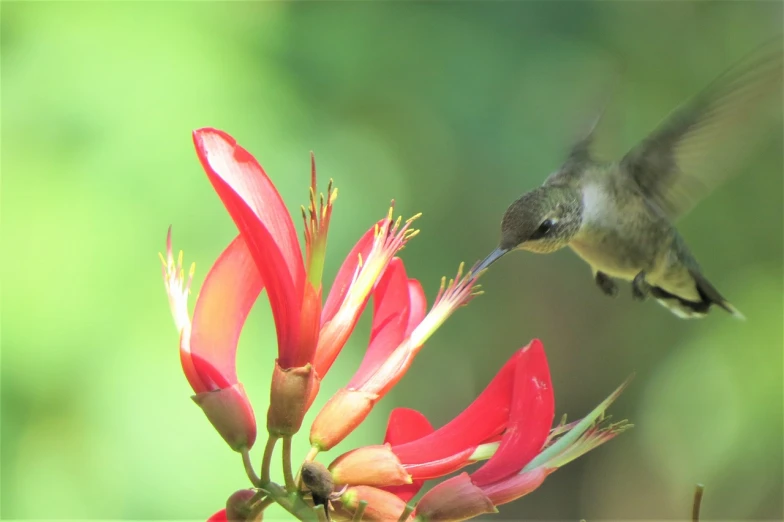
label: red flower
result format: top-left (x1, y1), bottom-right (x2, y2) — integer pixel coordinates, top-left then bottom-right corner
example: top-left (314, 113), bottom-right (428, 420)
top-left (414, 370), bottom-right (631, 520)
top-left (327, 341), bottom-right (631, 521)
top-left (310, 260), bottom-right (479, 451)
top-left (160, 230), bottom-right (258, 451)
top-left (329, 340), bottom-right (552, 486)
top-left (186, 128), bottom-right (417, 437)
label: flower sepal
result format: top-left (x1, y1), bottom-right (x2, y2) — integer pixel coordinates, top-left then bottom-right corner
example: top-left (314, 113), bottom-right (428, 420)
top-left (191, 382), bottom-right (256, 452)
top-left (267, 360), bottom-right (318, 437)
top-left (310, 388), bottom-right (378, 451)
top-left (413, 473), bottom-right (496, 522)
top-left (329, 444), bottom-right (412, 488)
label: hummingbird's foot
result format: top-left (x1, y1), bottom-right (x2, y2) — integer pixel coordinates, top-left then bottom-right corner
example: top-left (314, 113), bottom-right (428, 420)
top-left (594, 271), bottom-right (619, 297)
top-left (632, 271), bottom-right (651, 301)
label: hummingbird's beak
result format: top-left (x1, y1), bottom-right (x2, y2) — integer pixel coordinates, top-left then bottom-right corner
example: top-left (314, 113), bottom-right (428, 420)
top-left (473, 247), bottom-right (509, 273)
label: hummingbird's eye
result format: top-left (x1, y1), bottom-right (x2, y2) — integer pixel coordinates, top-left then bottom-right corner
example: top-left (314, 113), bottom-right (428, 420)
top-left (530, 219), bottom-right (555, 240)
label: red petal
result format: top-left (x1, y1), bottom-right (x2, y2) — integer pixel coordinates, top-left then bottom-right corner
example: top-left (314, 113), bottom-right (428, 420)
top-left (314, 224), bottom-right (378, 377)
top-left (348, 258), bottom-right (412, 389)
top-left (404, 280), bottom-right (426, 337)
top-left (193, 128), bottom-right (305, 367)
top-left (391, 350), bottom-right (525, 479)
top-left (470, 340), bottom-right (554, 487)
top-left (179, 330), bottom-right (206, 394)
top-left (384, 408), bottom-right (434, 445)
top-left (190, 236), bottom-right (263, 390)
top-left (321, 225), bottom-right (377, 324)
top-left (382, 408), bottom-right (435, 501)
top-left (206, 509), bottom-right (227, 522)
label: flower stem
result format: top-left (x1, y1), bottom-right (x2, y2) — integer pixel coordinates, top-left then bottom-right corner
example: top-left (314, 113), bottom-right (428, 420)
top-left (295, 446), bottom-right (321, 490)
top-left (262, 481), bottom-right (319, 521)
top-left (305, 446), bottom-right (320, 463)
top-left (351, 500), bottom-right (368, 521)
top-left (242, 447), bottom-right (261, 487)
top-left (261, 435), bottom-right (279, 485)
top-left (397, 504), bottom-right (415, 522)
top-left (248, 496), bottom-right (274, 521)
top-left (282, 436), bottom-right (296, 491)
top-left (692, 484), bottom-right (705, 522)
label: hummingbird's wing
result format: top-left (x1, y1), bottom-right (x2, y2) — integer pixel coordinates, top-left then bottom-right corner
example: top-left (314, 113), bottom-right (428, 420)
top-left (619, 39), bottom-right (783, 220)
top-left (546, 65), bottom-right (625, 186)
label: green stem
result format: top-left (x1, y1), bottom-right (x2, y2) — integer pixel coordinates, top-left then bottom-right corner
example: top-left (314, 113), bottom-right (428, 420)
top-left (242, 447), bottom-right (261, 487)
top-left (295, 446), bottom-right (321, 490)
top-left (397, 504), bottom-right (415, 522)
top-left (248, 497), bottom-right (274, 521)
top-left (282, 436), bottom-right (296, 491)
top-left (261, 435), bottom-right (279, 485)
top-left (262, 481), bottom-right (318, 522)
top-left (692, 484), bottom-right (705, 522)
top-left (352, 500), bottom-right (368, 521)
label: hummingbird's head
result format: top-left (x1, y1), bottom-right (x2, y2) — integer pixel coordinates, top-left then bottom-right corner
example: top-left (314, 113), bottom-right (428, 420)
top-left (476, 186), bottom-right (582, 271)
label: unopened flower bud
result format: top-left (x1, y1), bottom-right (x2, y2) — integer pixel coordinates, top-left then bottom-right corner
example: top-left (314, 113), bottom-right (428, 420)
top-left (310, 388), bottom-right (377, 451)
top-left (225, 489), bottom-right (258, 521)
top-left (341, 486), bottom-right (410, 522)
top-left (329, 444), bottom-right (411, 487)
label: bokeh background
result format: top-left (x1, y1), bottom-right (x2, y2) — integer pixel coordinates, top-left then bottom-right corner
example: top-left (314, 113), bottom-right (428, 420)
top-left (2, 2), bottom-right (782, 520)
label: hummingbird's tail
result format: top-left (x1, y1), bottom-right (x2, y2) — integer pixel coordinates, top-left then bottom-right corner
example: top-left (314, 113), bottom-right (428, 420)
top-left (691, 270), bottom-right (745, 320)
top-left (650, 270), bottom-right (745, 320)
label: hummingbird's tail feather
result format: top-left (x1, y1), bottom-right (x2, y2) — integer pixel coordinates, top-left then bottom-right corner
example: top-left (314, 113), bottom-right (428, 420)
top-left (647, 270), bottom-right (744, 320)
top-left (690, 269), bottom-right (745, 320)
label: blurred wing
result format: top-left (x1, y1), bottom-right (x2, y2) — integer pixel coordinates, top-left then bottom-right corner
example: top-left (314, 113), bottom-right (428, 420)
top-left (546, 65), bottom-right (624, 186)
top-left (620, 39), bottom-right (783, 220)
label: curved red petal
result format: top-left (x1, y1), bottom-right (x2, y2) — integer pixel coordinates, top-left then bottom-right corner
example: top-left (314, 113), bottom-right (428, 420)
top-left (348, 258), bottom-right (411, 389)
top-left (403, 279), bottom-right (426, 337)
top-left (390, 350), bottom-right (525, 479)
top-left (384, 408), bottom-right (434, 445)
top-left (193, 128), bottom-right (305, 367)
top-left (179, 329), bottom-right (207, 394)
top-left (321, 225), bottom-right (377, 324)
top-left (382, 408), bottom-right (435, 501)
top-left (190, 236), bottom-right (264, 390)
top-left (314, 224), bottom-right (379, 377)
top-left (471, 339), bottom-right (555, 487)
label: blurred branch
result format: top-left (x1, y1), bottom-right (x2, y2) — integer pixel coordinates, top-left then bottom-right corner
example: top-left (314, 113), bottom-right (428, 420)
top-left (692, 483), bottom-right (705, 522)
top-left (397, 505), bottom-right (414, 522)
top-left (261, 436), bottom-right (278, 485)
top-left (352, 501), bottom-right (368, 521)
top-left (283, 436), bottom-right (296, 491)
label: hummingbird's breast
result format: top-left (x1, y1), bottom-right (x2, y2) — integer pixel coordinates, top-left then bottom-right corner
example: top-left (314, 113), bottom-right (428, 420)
top-left (568, 178), bottom-right (669, 280)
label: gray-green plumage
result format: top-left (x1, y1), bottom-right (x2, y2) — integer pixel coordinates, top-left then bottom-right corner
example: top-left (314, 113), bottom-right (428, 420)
top-left (478, 40), bottom-right (782, 319)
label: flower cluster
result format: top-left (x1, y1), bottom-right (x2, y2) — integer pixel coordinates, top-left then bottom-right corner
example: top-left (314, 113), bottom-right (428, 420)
top-left (161, 128), bottom-right (630, 521)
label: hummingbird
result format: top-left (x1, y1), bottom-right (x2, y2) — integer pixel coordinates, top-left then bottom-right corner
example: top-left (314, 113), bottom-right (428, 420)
top-left (476, 41), bottom-right (782, 319)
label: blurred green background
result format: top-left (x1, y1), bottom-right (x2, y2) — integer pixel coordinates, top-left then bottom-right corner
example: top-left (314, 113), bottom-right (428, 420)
top-left (2, 2), bottom-right (782, 520)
